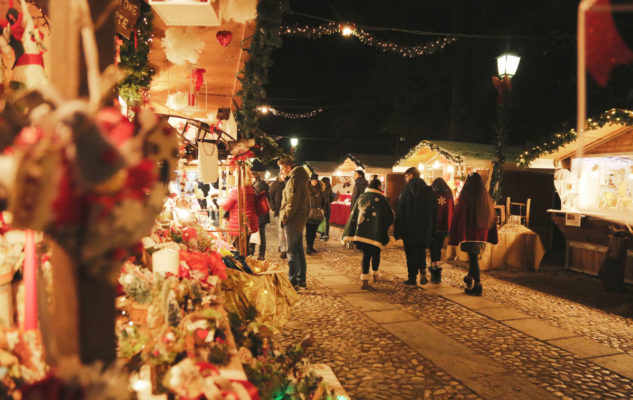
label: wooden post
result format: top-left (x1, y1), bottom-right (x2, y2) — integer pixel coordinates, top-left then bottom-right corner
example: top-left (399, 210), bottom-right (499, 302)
top-left (237, 163), bottom-right (246, 256)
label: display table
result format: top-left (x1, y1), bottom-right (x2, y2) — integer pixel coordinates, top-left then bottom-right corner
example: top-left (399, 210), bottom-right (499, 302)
top-left (330, 202), bottom-right (351, 226)
top-left (445, 224), bottom-right (545, 271)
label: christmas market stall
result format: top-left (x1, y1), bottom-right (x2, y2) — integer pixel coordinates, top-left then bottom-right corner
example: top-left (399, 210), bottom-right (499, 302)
top-left (520, 108), bottom-right (633, 284)
top-left (0, 0), bottom-right (347, 398)
top-left (313, 153), bottom-right (396, 226)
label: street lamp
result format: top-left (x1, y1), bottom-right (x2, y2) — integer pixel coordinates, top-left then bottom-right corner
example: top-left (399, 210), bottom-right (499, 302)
top-left (490, 52), bottom-right (520, 201)
top-left (290, 137), bottom-right (298, 148)
top-left (496, 53), bottom-right (521, 78)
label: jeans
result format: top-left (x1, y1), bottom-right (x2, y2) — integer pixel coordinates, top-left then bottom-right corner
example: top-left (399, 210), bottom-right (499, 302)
top-left (357, 242), bottom-right (381, 274)
top-left (403, 240), bottom-right (427, 280)
top-left (305, 223), bottom-right (318, 249)
top-left (278, 218), bottom-right (287, 253)
top-left (324, 209), bottom-right (331, 236)
top-left (249, 222), bottom-right (267, 258)
top-left (461, 242), bottom-right (485, 284)
top-left (430, 232), bottom-right (448, 263)
top-left (285, 225), bottom-right (307, 285)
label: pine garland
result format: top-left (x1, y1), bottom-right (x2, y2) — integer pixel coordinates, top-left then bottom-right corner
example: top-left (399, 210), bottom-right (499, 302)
top-left (517, 108), bottom-right (633, 167)
top-left (234, 0), bottom-right (288, 139)
top-left (118, 1), bottom-right (155, 107)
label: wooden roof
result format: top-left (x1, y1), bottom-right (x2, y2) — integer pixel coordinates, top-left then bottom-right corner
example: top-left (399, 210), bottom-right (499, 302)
top-left (396, 140), bottom-right (521, 169)
top-left (148, 8), bottom-right (256, 122)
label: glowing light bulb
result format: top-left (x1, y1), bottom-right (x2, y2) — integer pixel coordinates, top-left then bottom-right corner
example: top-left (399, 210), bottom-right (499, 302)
top-left (418, 163), bottom-right (424, 171)
top-left (341, 25), bottom-right (354, 36)
top-left (259, 106), bottom-right (269, 114)
top-left (433, 161), bottom-right (441, 169)
top-left (265, 171), bottom-right (271, 180)
top-left (132, 379), bottom-right (150, 392)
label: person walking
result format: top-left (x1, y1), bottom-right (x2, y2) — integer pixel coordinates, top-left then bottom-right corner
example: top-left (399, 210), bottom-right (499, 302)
top-left (305, 174), bottom-right (327, 254)
top-left (448, 172), bottom-right (498, 296)
top-left (350, 169), bottom-right (368, 209)
top-left (342, 178), bottom-right (394, 289)
top-left (320, 176), bottom-right (336, 240)
top-left (394, 167), bottom-right (437, 286)
top-left (269, 170), bottom-right (287, 259)
top-left (221, 170), bottom-right (259, 248)
top-left (278, 159), bottom-right (310, 289)
top-left (429, 178), bottom-right (454, 283)
top-left (251, 171), bottom-right (270, 260)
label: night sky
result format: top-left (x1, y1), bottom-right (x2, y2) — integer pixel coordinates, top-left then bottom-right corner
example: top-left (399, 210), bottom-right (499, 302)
top-left (259, 0), bottom-right (633, 164)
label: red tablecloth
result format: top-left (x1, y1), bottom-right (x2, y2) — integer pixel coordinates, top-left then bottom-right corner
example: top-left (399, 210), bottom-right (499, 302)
top-left (330, 202), bottom-right (351, 226)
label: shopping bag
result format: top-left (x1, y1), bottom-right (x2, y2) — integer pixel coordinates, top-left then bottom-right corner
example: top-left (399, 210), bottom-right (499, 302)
top-left (317, 219), bottom-right (326, 234)
top-left (250, 231), bottom-right (261, 245)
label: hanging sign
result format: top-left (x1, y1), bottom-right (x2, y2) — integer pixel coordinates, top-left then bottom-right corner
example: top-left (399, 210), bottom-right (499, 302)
top-left (115, 0), bottom-right (142, 39)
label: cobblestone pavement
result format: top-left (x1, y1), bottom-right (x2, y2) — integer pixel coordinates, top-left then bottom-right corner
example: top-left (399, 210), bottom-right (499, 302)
top-left (265, 223), bottom-right (633, 399)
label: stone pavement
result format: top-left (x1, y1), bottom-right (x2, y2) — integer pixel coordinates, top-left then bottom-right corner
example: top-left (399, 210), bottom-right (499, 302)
top-left (266, 224), bottom-right (633, 399)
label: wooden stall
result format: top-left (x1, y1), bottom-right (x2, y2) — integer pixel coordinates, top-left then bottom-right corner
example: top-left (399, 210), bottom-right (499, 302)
top-left (526, 111), bottom-right (633, 282)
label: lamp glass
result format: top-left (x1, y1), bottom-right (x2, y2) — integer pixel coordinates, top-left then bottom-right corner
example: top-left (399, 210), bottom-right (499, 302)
top-left (497, 53), bottom-right (520, 77)
top-left (290, 137), bottom-right (298, 147)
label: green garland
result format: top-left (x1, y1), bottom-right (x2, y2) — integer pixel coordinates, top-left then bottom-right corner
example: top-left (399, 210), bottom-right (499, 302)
top-left (233, 0), bottom-right (292, 162)
top-left (396, 140), bottom-right (464, 166)
top-left (234, 0), bottom-right (288, 139)
top-left (517, 108), bottom-right (633, 167)
top-left (118, 1), bottom-right (155, 107)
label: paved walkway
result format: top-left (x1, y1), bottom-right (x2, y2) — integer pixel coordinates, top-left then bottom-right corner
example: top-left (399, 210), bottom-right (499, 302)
top-left (267, 223), bottom-right (633, 399)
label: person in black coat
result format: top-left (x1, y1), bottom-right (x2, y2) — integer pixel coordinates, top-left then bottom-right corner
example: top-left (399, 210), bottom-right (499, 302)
top-left (394, 167), bottom-right (437, 286)
top-left (350, 169), bottom-right (368, 209)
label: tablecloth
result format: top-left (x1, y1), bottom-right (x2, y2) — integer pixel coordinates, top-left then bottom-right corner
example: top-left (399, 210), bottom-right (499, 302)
top-left (445, 224), bottom-right (545, 271)
top-left (330, 202), bottom-right (351, 226)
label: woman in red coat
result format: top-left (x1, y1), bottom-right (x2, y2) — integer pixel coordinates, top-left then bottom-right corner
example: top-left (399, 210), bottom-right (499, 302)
top-left (221, 173), bottom-right (259, 244)
top-left (429, 178), bottom-right (454, 284)
top-left (448, 173), bottom-right (498, 296)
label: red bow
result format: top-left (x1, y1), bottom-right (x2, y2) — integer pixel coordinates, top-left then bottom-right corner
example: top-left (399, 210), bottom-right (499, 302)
top-left (192, 68), bottom-right (206, 92)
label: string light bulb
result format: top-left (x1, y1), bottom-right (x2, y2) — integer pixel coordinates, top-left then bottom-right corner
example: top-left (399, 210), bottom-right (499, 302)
top-left (341, 25), bottom-right (355, 37)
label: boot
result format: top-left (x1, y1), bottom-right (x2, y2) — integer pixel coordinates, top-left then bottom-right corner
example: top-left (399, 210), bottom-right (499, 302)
top-left (361, 274), bottom-right (370, 289)
top-left (465, 283), bottom-right (482, 296)
top-left (463, 275), bottom-right (473, 288)
top-left (419, 271), bottom-right (428, 285)
top-left (371, 270), bottom-right (380, 283)
top-left (430, 263), bottom-right (442, 284)
top-left (280, 251), bottom-right (287, 259)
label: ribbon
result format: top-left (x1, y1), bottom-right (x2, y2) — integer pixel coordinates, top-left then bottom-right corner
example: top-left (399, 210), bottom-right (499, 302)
top-left (15, 53), bottom-right (44, 67)
top-left (192, 68), bottom-right (206, 91)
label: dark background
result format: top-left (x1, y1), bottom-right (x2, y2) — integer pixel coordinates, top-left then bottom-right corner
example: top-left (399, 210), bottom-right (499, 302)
top-left (259, 0), bottom-right (633, 164)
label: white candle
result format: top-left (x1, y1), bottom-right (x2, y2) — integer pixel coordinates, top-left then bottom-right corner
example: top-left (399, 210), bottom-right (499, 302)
top-left (152, 248), bottom-right (179, 276)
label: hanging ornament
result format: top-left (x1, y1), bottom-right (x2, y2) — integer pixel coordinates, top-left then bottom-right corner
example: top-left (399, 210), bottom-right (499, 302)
top-left (162, 27), bottom-right (206, 65)
top-left (215, 30), bottom-right (232, 47)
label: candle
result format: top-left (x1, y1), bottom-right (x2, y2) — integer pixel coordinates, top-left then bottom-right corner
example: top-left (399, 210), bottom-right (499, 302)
top-left (152, 248), bottom-right (179, 276)
top-left (24, 229), bottom-right (37, 330)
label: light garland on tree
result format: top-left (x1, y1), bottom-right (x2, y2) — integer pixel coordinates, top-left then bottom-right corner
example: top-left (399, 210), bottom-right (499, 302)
top-left (396, 140), bottom-right (464, 166)
top-left (257, 105), bottom-right (323, 119)
top-left (517, 108), bottom-right (633, 167)
top-left (281, 22), bottom-right (457, 58)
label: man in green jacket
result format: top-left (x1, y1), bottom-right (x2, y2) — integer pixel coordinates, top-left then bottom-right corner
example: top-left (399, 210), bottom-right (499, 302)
top-left (278, 159), bottom-right (310, 289)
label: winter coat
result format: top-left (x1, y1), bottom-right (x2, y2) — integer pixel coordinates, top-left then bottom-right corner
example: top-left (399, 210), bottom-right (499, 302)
top-left (434, 190), bottom-right (454, 233)
top-left (322, 182), bottom-right (336, 213)
top-left (221, 186), bottom-right (259, 236)
top-left (268, 177), bottom-right (285, 217)
top-left (253, 178), bottom-right (270, 225)
top-left (394, 177), bottom-right (437, 243)
top-left (350, 176), bottom-right (368, 208)
top-left (448, 201), bottom-right (498, 246)
top-left (279, 166), bottom-right (310, 231)
top-left (342, 188), bottom-right (394, 247)
top-left (307, 182), bottom-right (328, 225)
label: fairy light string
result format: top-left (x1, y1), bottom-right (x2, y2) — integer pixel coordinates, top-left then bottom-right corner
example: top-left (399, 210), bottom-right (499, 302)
top-left (281, 22), bottom-right (457, 58)
top-left (257, 105), bottom-right (324, 119)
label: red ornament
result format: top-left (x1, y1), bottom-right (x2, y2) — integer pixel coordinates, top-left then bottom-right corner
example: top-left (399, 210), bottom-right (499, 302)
top-left (216, 30), bottom-right (232, 47)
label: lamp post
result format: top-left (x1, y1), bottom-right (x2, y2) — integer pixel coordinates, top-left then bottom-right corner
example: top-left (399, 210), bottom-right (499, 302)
top-left (489, 52), bottom-right (520, 201)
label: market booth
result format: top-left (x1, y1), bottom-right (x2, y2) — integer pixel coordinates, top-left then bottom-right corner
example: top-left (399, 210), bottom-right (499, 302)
top-left (309, 153), bottom-right (396, 226)
top-left (0, 1), bottom-right (348, 398)
top-left (524, 109), bottom-right (633, 283)
top-left (394, 140), bottom-right (547, 271)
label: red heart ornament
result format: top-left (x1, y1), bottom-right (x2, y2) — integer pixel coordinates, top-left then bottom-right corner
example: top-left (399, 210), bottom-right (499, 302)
top-left (216, 30), bottom-right (232, 47)
top-left (196, 329), bottom-right (209, 340)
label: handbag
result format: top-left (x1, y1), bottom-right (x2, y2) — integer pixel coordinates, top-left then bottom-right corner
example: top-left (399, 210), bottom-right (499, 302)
top-left (308, 207), bottom-right (325, 224)
top-left (255, 191), bottom-right (270, 216)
